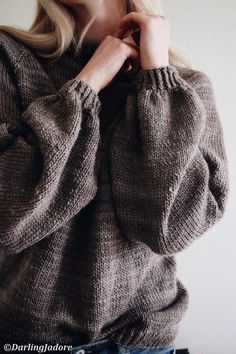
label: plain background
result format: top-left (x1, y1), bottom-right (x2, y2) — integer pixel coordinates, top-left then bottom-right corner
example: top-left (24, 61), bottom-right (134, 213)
top-left (0, 1), bottom-right (235, 353)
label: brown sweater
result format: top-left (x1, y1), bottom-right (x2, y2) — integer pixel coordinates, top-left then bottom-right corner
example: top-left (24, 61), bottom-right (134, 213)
top-left (0, 30), bottom-right (229, 348)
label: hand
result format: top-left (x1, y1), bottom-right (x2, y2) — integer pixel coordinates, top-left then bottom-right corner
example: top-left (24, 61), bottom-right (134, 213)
top-left (114, 12), bottom-right (170, 70)
top-left (75, 35), bottom-right (139, 93)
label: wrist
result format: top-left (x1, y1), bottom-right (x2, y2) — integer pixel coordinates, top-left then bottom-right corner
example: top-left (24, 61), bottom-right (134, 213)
top-left (141, 59), bottom-right (169, 71)
top-left (75, 72), bottom-right (100, 94)
top-left (141, 53), bottom-right (169, 70)
top-left (142, 63), bottom-right (169, 70)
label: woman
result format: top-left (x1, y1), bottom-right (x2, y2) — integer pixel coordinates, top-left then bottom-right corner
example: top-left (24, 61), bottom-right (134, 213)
top-left (0, 0), bottom-right (229, 354)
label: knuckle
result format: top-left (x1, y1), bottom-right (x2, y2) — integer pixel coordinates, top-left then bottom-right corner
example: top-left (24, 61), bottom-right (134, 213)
top-left (142, 16), bottom-right (151, 26)
top-left (105, 34), bottom-right (112, 40)
top-left (114, 37), bottom-right (122, 47)
top-left (147, 15), bottom-right (170, 27)
top-left (147, 16), bottom-right (157, 26)
top-left (120, 41), bottom-right (128, 52)
top-left (119, 41), bottom-right (130, 55)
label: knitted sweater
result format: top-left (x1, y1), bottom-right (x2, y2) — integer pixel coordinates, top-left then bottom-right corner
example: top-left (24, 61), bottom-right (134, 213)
top-left (0, 30), bottom-right (229, 348)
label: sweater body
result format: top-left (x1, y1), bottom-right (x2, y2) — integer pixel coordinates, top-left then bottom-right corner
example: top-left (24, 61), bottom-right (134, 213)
top-left (0, 31), bottom-right (229, 348)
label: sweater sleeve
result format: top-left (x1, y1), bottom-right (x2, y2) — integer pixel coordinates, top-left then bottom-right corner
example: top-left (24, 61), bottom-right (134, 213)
top-left (108, 64), bottom-right (230, 255)
top-left (0, 56), bottom-right (101, 254)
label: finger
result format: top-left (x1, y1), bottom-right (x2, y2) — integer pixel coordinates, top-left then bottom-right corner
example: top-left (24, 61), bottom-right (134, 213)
top-left (121, 39), bottom-right (140, 51)
top-left (120, 40), bottom-right (140, 74)
top-left (115, 27), bottom-right (141, 44)
top-left (119, 60), bottom-right (132, 74)
top-left (115, 13), bottom-right (166, 38)
top-left (122, 40), bottom-right (140, 61)
top-left (116, 12), bottom-right (154, 32)
top-left (114, 27), bottom-right (135, 39)
top-left (115, 21), bottom-right (140, 39)
top-left (118, 11), bottom-right (150, 28)
top-left (115, 12), bottom-right (146, 38)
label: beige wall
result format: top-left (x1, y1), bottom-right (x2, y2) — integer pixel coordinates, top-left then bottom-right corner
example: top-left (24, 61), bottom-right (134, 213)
top-left (0, 1), bottom-right (235, 353)
top-left (0, 0), bottom-right (36, 29)
top-left (162, 2), bottom-right (236, 354)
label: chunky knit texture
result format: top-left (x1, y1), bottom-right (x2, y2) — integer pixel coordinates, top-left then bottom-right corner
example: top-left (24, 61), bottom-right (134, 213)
top-left (0, 30), bottom-right (229, 348)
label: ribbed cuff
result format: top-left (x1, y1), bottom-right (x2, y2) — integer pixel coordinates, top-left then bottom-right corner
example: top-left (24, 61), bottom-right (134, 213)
top-left (134, 65), bottom-right (185, 91)
top-left (58, 78), bottom-right (101, 112)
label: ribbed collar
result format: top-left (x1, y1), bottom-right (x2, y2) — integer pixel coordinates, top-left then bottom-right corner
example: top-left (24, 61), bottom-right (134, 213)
top-left (64, 38), bottom-right (100, 62)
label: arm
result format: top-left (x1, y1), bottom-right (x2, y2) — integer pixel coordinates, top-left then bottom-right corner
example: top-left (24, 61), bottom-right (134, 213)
top-left (0, 55), bottom-right (101, 254)
top-left (109, 65), bottom-right (230, 255)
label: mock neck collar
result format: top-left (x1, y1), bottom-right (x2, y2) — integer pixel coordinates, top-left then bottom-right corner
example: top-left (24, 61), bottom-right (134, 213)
top-left (63, 38), bottom-right (100, 63)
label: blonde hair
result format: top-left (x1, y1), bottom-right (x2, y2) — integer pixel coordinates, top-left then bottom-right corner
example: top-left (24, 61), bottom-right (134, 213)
top-left (0, 0), bottom-right (193, 68)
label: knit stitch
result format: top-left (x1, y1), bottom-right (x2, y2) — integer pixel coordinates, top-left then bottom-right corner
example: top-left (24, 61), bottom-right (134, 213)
top-left (0, 30), bottom-right (229, 348)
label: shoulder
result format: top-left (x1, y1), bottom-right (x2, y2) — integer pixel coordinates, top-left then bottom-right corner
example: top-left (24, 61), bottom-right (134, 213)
top-left (0, 30), bottom-right (52, 107)
top-left (173, 65), bottom-right (217, 112)
top-left (174, 64), bottom-right (214, 93)
top-left (0, 29), bottom-right (30, 68)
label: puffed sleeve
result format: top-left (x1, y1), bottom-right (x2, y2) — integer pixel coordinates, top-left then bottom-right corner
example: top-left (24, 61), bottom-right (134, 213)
top-left (0, 53), bottom-right (101, 254)
top-left (109, 65), bottom-right (229, 255)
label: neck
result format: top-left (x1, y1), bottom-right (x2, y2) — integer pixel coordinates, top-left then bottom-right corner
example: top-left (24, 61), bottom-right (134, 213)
top-left (71, 0), bottom-right (127, 42)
